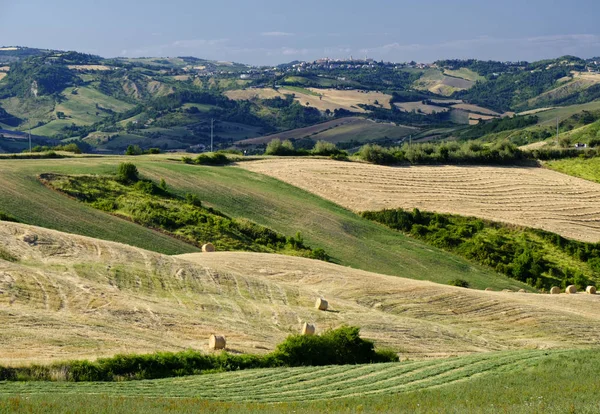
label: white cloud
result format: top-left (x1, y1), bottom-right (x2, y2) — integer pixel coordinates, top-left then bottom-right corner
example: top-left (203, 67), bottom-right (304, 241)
top-left (261, 31), bottom-right (294, 37)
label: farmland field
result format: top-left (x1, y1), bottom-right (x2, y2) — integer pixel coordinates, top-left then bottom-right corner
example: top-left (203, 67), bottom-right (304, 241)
top-left (443, 68), bottom-right (486, 83)
top-left (395, 101), bottom-right (449, 114)
top-left (413, 69), bottom-right (475, 96)
top-left (226, 87), bottom-right (392, 113)
top-left (546, 157), bottom-right (600, 184)
top-left (0, 156), bottom-right (508, 289)
top-left (241, 158), bottom-right (600, 243)
top-left (239, 117), bottom-right (417, 145)
top-left (1, 349), bottom-right (600, 413)
top-left (3, 220), bottom-right (600, 366)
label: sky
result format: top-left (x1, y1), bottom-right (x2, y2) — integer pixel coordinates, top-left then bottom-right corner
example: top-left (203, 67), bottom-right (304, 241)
top-left (1, 0), bottom-right (599, 65)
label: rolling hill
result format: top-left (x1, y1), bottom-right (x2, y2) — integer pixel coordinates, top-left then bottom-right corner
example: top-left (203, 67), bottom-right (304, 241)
top-left (241, 158), bottom-right (600, 243)
top-left (1, 221), bottom-right (599, 366)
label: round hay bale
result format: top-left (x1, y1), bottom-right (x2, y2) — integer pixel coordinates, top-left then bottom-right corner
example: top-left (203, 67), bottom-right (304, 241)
top-left (315, 298), bottom-right (328, 311)
top-left (301, 322), bottom-right (315, 336)
top-left (485, 288), bottom-right (493, 291)
top-left (550, 286), bottom-right (561, 295)
top-left (518, 289), bottom-right (527, 293)
top-left (202, 243), bottom-right (215, 253)
top-left (586, 286), bottom-right (597, 295)
top-left (208, 334), bottom-right (226, 350)
top-left (565, 285), bottom-right (577, 294)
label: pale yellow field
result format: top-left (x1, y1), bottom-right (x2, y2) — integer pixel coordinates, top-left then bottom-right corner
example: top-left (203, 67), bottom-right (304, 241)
top-left (0, 47), bottom-right (18, 51)
top-left (395, 101), bottom-right (449, 114)
top-left (0, 73), bottom-right (6, 81)
top-left (67, 65), bottom-right (112, 71)
top-left (241, 159), bottom-right (600, 243)
top-left (2, 221), bottom-right (600, 366)
top-left (226, 87), bottom-right (392, 113)
top-left (0, 66), bottom-right (9, 72)
top-left (451, 103), bottom-right (501, 116)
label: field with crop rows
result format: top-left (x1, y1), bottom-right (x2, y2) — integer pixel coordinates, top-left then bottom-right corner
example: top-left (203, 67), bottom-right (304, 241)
top-left (242, 158), bottom-right (600, 243)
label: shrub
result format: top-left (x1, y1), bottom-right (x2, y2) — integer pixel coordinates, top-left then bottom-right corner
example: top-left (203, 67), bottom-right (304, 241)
top-left (357, 144), bottom-right (396, 165)
top-left (265, 139), bottom-right (298, 156)
top-left (117, 163), bottom-right (139, 182)
top-left (448, 279), bottom-right (470, 288)
top-left (312, 140), bottom-right (343, 156)
top-left (125, 145), bottom-right (143, 155)
top-left (145, 148), bottom-right (161, 154)
top-left (194, 153), bottom-right (231, 165)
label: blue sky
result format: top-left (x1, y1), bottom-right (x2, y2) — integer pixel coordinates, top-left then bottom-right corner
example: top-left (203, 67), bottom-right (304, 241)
top-left (1, 0), bottom-right (599, 65)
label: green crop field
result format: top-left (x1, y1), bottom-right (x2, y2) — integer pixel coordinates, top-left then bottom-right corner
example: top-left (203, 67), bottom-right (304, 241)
top-left (443, 68), bottom-right (485, 83)
top-left (545, 157), bottom-right (600, 184)
top-left (0, 155), bottom-right (524, 289)
top-left (1, 349), bottom-right (598, 413)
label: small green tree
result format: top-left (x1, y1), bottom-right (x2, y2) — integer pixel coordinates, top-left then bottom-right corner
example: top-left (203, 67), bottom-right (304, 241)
top-left (159, 178), bottom-right (167, 191)
top-left (125, 145), bottom-right (143, 155)
top-left (117, 162), bottom-right (139, 182)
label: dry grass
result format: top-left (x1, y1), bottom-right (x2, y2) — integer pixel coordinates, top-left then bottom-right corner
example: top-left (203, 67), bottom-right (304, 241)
top-left (2, 221), bottom-right (600, 366)
top-left (241, 159), bottom-right (600, 243)
top-left (239, 117), bottom-right (417, 145)
top-left (226, 88), bottom-right (392, 113)
top-left (451, 104), bottom-right (500, 116)
top-left (66, 65), bottom-right (112, 71)
top-left (0, 73), bottom-right (6, 82)
top-left (395, 102), bottom-right (449, 115)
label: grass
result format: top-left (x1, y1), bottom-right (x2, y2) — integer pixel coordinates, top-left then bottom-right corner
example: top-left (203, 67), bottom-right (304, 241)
top-left (535, 101), bottom-right (600, 125)
top-left (443, 68), bottom-right (486, 83)
top-left (0, 349), bottom-right (598, 412)
top-left (546, 157), bottom-right (600, 183)
top-left (280, 85), bottom-right (321, 97)
top-left (0, 155), bottom-right (521, 290)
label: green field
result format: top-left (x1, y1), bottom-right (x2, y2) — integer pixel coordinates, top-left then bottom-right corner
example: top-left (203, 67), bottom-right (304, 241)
top-left (0, 156), bottom-right (525, 289)
top-left (546, 157), bottom-right (600, 183)
top-left (280, 85), bottom-right (321, 97)
top-left (443, 68), bottom-right (485, 83)
top-left (1, 349), bottom-right (598, 413)
top-left (534, 101), bottom-right (600, 125)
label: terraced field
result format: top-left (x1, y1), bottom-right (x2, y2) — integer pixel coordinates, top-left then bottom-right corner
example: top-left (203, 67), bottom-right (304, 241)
top-left (241, 158), bottom-right (600, 243)
top-left (0, 350), bottom-right (569, 403)
top-left (3, 221), bottom-right (600, 364)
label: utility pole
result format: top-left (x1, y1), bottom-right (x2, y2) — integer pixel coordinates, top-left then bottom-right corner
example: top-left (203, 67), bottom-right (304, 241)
top-left (210, 118), bottom-right (214, 152)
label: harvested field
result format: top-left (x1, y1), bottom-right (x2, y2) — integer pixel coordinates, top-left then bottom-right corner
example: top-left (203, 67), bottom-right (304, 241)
top-left (395, 101), bottom-right (449, 114)
top-left (239, 117), bottom-right (417, 145)
top-left (0, 73), bottom-right (6, 81)
top-left (241, 159), bottom-right (600, 243)
top-left (67, 65), bottom-right (112, 71)
top-left (451, 103), bottom-right (500, 116)
top-left (2, 221), bottom-right (600, 365)
top-left (226, 87), bottom-right (392, 113)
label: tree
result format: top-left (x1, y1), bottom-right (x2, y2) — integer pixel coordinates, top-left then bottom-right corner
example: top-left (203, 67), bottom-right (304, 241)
top-left (56, 111), bottom-right (66, 120)
top-left (125, 145), bottom-right (143, 155)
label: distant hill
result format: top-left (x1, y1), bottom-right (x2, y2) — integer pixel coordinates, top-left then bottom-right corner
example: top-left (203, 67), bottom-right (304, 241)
top-left (0, 47), bottom-right (599, 153)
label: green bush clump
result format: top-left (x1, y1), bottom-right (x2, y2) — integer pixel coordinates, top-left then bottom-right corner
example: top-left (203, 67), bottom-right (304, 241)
top-left (117, 163), bottom-right (139, 182)
top-left (311, 140), bottom-right (347, 157)
top-left (0, 326), bottom-right (397, 382)
top-left (363, 208), bottom-right (600, 290)
top-left (194, 153), bottom-right (231, 165)
top-left (265, 138), bottom-right (307, 156)
top-left (448, 279), bottom-right (470, 288)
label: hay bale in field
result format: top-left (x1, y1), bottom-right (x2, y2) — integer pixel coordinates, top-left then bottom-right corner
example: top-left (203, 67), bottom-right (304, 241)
top-left (202, 243), bottom-right (215, 253)
top-left (586, 286), bottom-right (597, 295)
top-left (518, 289), bottom-right (526, 293)
top-left (565, 285), bottom-right (577, 294)
top-left (301, 322), bottom-right (315, 336)
top-left (208, 334), bottom-right (226, 350)
top-left (485, 288), bottom-right (493, 291)
top-left (315, 297), bottom-right (328, 311)
top-left (550, 286), bottom-right (561, 295)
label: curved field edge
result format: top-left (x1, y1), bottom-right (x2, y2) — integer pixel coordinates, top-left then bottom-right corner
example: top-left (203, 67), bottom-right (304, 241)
top-left (240, 158), bottom-right (600, 244)
top-left (0, 156), bottom-right (523, 290)
top-left (545, 158), bottom-right (600, 184)
top-left (0, 349), bottom-right (594, 408)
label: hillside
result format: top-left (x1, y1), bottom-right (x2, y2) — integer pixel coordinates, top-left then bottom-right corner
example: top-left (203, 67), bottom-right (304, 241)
top-left (0, 155), bottom-right (518, 289)
top-left (2, 221), bottom-right (600, 366)
top-left (1, 48), bottom-right (600, 154)
top-left (241, 158), bottom-right (600, 243)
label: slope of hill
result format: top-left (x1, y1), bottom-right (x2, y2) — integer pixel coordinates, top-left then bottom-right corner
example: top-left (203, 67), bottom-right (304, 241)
top-left (0, 155), bottom-right (518, 289)
top-left (1, 221), bottom-right (599, 366)
top-left (238, 117), bottom-right (418, 146)
top-left (241, 158), bottom-right (600, 243)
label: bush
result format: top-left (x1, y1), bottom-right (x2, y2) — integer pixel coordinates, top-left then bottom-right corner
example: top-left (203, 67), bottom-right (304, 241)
top-left (265, 139), bottom-right (300, 156)
top-left (125, 145), bottom-right (143, 155)
top-left (117, 163), bottom-right (139, 182)
top-left (448, 279), bottom-right (470, 288)
top-left (194, 153), bottom-right (231, 166)
top-left (312, 140), bottom-right (345, 157)
top-left (272, 326), bottom-right (397, 367)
